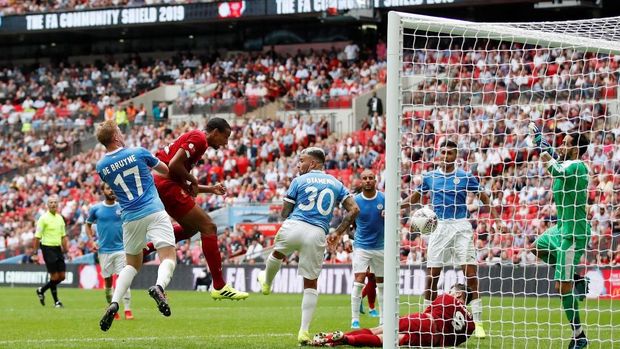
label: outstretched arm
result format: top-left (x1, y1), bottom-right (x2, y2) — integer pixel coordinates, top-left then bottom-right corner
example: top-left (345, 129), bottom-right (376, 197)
top-left (327, 196), bottom-right (360, 250)
top-left (281, 201), bottom-right (295, 220)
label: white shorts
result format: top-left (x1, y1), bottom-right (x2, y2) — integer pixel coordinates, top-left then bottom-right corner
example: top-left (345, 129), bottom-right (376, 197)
top-left (426, 219), bottom-right (476, 268)
top-left (99, 250), bottom-right (126, 278)
top-left (273, 219), bottom-right (326, 280)
top-left (122, 211), bottom-right (175, 255)
top-left (352, 248), bottom-right (384, 277)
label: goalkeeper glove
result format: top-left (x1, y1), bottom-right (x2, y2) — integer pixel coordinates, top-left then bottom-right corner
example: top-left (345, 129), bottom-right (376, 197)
top-left (528, 122), bottom-right (557, 159)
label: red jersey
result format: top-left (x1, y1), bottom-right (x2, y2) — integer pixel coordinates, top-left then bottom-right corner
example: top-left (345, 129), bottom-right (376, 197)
top-left (424, 294), bottom-right (475, 347)
top-left (156, 130), bottom-right (208, 174)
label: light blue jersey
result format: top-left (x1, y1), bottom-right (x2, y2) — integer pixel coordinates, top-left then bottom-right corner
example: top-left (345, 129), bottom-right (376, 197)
top-left (86, 202), bottom-right (123, 254)
top-left (417, 168), bottom-right (480, 220)
top-left (354, 191), bottom-right (384, 250)
top-left (285, 170), bottom-right (350, 234)
top-left (96, 147), bottom-right (165, 222)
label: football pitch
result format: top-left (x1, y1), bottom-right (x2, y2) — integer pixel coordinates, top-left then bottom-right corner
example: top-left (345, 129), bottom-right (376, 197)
top-left (0, 287), bottom-right (617, 349)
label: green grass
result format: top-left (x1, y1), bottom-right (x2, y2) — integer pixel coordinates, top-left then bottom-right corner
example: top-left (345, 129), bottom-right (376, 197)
top-left (0, 287), bottom-right (618, 348)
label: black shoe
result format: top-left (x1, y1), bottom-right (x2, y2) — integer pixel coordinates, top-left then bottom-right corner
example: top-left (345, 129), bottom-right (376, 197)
top-left (100, 302), bottom-right (119, 332)
top-left (54, 301), bottom-right (64, 308)
top-left (148, 285), bottom-right (171, 317)
top-left (568, 333), bottom-right (588, 349)
top-left (36, 288), bottom-right (45, 306)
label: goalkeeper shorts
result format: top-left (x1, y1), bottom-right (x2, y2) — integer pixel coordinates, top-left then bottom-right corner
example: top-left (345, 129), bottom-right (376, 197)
top-left (534, 226), bottom-right (589, 281)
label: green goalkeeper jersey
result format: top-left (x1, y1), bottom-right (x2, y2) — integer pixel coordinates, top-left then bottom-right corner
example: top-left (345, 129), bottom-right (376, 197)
top-left (547, 159), bottom-right (591, 239)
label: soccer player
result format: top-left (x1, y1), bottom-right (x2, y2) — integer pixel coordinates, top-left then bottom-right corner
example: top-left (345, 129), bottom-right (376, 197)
top-left (86, 183), bottom-right (133, 320)
top-left (150, 117), bottom-right (248, 300)
top-left (34, 195), bottom-right (69, 308)
top-left (257, 147), bottom-right (360, 345)
top-left (529, 124), bottom-right (590, 349)
top-left (95, 120), bottom-right (177, 332)
top-left (350, 169), bottom-right (384, 328)
top-left (311, 283), bottom-right (475, 347)
top-left (402, 140), bottom-right (499, 338)
top-left (359, 271), bottom-right (378, 318)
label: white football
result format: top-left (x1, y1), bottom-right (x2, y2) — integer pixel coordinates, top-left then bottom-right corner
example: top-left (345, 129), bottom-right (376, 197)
top-left (411, 207), bottom-right (438, 235)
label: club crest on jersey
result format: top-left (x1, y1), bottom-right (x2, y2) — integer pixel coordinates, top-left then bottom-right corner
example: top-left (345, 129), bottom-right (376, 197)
top-left (377, 204), bottom-right (384, 210)
top-left (453, 177), bottom-right (460, 185)
top-left (116, 209), bottom-right (122, 216)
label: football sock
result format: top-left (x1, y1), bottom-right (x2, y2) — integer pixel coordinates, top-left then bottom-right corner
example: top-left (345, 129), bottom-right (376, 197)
top-left (200, 233), bottom-right (225, 290)
top-left (122, 288), bottom-right (131, 310)
top-left (300, 288), bottom-right (319, 332)
top-left (50, 280), bottom-right (60, 303)
top-left (376, 282), bottom-right (384, 323)
top-left (346, 334), bottom-right (382, 347)
top-left (351, 282), bottom-right (364, 321)
top-left (470, 297), bottom-right (482, 322)
top-left (265, 254), bottom-right (283, 285)
top-left (40, 281), bottom-right (52, 293)
top-left (156, 259), bottom-right (176, 290)
top-left (112, 265), bottom-right (137, 304)
top-left (561, 292), bottom-right (582, 337)
top-left (365, 278), bottom-right (377, 309)
top-left (105, 287), bottom-right (113, 304)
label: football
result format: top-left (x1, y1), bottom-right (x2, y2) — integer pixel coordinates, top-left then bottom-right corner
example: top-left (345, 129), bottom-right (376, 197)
top-left (410, 207), bottom-right (438, 235)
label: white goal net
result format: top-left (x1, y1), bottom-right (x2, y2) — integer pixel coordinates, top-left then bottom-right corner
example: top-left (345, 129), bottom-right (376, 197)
top-left (384, 12), bottom-right (620, 349)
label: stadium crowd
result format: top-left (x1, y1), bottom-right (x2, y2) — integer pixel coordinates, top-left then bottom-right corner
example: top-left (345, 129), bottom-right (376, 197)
top-left (1, 40), bottom-right (619, 270)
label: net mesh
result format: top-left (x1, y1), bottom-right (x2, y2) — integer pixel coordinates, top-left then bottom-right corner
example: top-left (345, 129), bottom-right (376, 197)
top-left (393, 14), bottom-right (619, 349)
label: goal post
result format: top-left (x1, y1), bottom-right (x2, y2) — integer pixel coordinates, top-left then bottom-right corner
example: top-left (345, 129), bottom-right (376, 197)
top-left (384, 11), bottom-right (620, 349)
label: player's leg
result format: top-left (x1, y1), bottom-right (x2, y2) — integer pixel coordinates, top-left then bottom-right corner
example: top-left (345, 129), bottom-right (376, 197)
top-left (258, 220), bottom-right (300, 294)
top-left (112, 251), bottom-right (133, 319)
top-left (101, 218), bottom-right (147, 331)
top-left (455, 222), bottom-right (485, 337)
top-left (364, 273), bottom-right (378, 315)
top-left (296, 224), bottom-right (326, 345)
top-left (424, 221), bottom-right (452, 308)
top-left (556, 237), bottom-right (588, 349)
top-left (370, 250), bottom-right (384, 323)
top-left (351, 248), bottom-right (370, 328)
top-left (532, 226), bottom-right (560, 266)
top-left (177, 205), bottom-right (248, 299)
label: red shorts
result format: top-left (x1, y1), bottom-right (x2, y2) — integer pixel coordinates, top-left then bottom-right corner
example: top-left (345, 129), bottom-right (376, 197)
top-left (398, 313), bottom-right (436, 347)
top-left (154, 175), bottom-right (195, 221)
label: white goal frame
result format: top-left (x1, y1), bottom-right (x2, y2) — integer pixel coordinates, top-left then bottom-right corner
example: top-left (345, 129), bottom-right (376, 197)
top-left (383, 11), bottom-right (620, 349)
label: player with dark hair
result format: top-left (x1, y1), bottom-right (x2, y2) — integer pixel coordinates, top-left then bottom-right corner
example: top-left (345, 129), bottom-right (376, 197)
top-left (86, 182), bottom-right (133, 320)
top-left (402, 139), bottom-right (498, 338)
top-left (529, 124), bottom-right (591, 349)
top-left (350, 169), bottom-right (385, 328)
top-left (148, 117), bottom-right (248, 300)
top-left (311, 283), bottom-right (475, 347)
top-left (257, 146), bottom-right (360, 344)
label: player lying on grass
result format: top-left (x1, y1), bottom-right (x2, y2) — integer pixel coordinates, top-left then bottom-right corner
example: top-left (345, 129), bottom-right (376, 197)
top-left (310, 283), bottom-right (475, 347)
top-left (529, 123), bottom-right (590, 349)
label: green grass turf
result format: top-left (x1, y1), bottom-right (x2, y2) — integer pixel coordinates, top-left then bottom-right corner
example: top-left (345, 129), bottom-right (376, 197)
top-left (0, 287), bottom-right (618, 349)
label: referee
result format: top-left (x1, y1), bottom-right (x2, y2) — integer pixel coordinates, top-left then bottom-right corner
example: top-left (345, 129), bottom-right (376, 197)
top-left (33, 195), bottom-right (69, 308)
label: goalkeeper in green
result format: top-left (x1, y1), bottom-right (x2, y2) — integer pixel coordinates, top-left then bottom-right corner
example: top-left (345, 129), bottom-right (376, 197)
top-left (529, 123), bottom-right (590, 349)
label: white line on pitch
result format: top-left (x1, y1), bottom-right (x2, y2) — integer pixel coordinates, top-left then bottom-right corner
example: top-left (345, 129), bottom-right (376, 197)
top-left (0, 333), bottom-right (294, 345)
